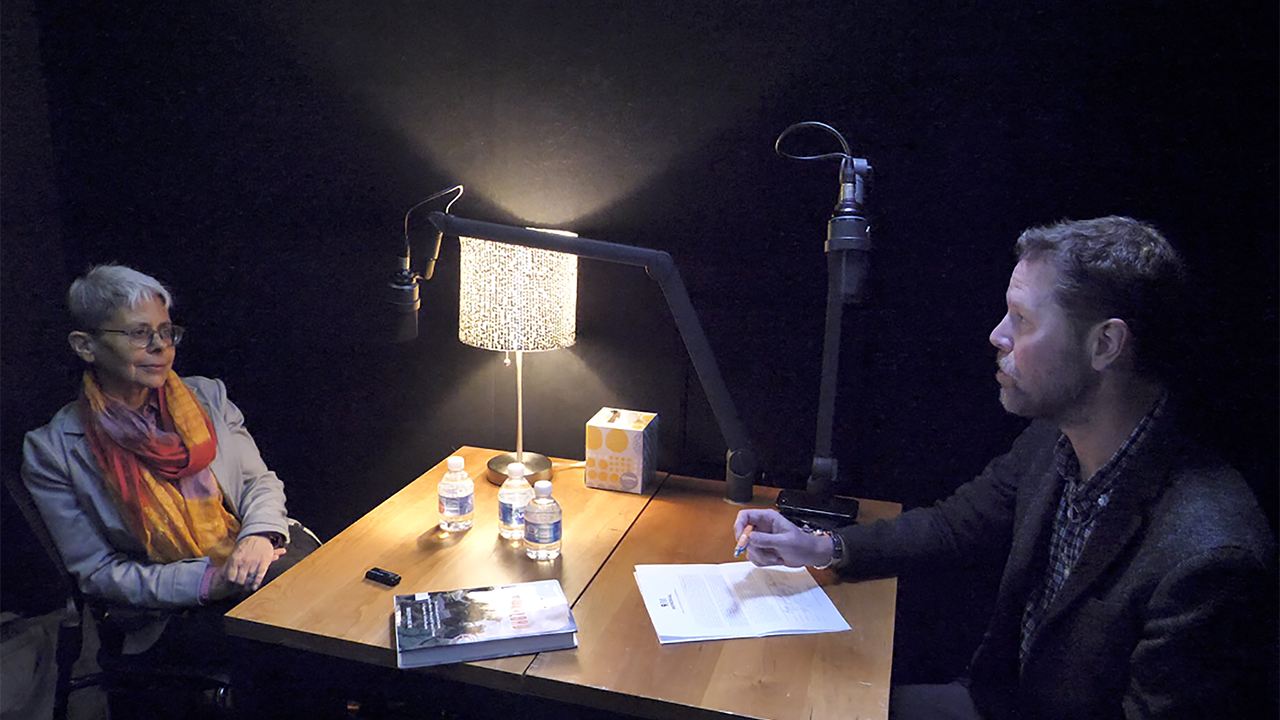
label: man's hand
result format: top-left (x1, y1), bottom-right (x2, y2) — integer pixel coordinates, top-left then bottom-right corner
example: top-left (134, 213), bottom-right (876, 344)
top-left (732, 509), bottom-right (833, 568)
top-left (223, 534), bottom-right (285, 592)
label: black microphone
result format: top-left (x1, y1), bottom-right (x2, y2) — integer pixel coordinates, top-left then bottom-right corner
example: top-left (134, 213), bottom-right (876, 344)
top-left (389, 185), bottom-right (462, 343)
top-left (826, 156), bottom-right (872, 303)
top-left (388, 247), bottom-right (420, 342)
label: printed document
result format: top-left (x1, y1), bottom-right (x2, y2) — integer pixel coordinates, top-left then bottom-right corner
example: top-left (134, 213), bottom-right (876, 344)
top-left (633, 562), bottom-right (850, 644)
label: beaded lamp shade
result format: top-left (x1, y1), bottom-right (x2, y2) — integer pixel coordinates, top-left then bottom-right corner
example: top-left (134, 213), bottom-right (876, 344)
top-left (458, 237), bottom-right (578, 352)
top-left (458, 233), bottom-right (577, 484)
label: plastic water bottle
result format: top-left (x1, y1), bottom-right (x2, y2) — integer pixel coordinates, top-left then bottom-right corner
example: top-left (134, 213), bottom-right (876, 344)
top-left (437, 456), bottom-right (474, 532)
top-left (523, 480), bottom-right (562, 561)
top-left (497, 462), bottom-right (535, 540)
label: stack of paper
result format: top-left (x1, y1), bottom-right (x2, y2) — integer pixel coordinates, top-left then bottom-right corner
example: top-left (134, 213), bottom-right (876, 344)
top-left (633, 562), bottom-right (851, 644)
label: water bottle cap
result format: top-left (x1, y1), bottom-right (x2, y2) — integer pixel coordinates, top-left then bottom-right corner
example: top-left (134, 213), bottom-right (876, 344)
top-left (446, 456), bottom-right (465, 472)
top-left (506, 462), bottom-right (526, 478)
top-left (534, 480), bottom-right (552, 496)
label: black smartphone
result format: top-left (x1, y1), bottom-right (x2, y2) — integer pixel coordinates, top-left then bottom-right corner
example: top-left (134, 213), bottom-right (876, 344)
top-left (775, 490), bottom-right (859, 531)
top-left (365, 567), bottom-right (401, 587)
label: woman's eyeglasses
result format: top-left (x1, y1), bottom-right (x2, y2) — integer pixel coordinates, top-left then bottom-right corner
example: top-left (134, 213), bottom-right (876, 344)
top-left (96, 324), bottom-right (185, 349)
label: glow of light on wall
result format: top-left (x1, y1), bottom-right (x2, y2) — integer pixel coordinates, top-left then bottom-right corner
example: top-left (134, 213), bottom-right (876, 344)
top-left (259, 2), bottom-right (845, 225)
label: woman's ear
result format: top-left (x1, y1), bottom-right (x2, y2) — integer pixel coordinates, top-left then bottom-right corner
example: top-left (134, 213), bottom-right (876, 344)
top-left (68, 331), bottom-right (95, 363)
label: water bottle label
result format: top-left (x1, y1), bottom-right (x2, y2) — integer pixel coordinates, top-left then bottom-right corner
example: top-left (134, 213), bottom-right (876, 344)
top-left (439, 494), bottom-right (474, 517)
top-left (524, 520), bottom-right (562, 545)
top-left (499, 501), bottom-right (525, 526)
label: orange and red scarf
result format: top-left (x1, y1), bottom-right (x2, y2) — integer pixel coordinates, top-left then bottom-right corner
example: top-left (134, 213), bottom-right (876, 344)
top-left (80, 371), bottom-right (240, 564)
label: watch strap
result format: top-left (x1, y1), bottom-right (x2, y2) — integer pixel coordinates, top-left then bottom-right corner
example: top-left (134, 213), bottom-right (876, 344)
top-left (812, 529), bottom-right (845, 570)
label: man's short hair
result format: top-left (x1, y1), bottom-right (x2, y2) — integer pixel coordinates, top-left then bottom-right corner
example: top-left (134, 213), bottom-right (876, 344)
top-left (1016, 216), bottom-right (1186, 381)
top-left (67, 264), bottom-right (173, 329)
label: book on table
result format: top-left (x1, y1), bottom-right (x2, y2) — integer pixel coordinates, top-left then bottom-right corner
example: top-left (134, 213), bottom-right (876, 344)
top-left (393, 578), bottom-right (578, 669)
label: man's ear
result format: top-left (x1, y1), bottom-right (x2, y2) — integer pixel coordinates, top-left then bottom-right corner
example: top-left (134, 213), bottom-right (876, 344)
top-left (68, 331), bottom-right (95, 363)
top-left (1088, 318), bottom-right (1132, 371)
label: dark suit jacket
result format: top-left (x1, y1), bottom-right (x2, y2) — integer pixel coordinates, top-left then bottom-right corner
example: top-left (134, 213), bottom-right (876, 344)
top-left (837, 412), bottom-right (1275, 719)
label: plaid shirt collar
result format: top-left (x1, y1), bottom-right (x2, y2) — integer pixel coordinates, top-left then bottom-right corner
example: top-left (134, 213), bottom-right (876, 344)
top-left (1051, 392), bottom-right (1168, 520)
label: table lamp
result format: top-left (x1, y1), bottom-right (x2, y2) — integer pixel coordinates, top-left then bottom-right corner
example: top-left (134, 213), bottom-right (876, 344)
top-left (428, 211), bottom-right (758, 503)
top-left (458, 232), bottom-right (578, 484)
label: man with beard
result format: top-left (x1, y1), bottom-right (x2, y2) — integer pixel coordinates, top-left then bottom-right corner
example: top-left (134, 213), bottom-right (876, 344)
top-left (733, 217), bottom-right (1274, 719)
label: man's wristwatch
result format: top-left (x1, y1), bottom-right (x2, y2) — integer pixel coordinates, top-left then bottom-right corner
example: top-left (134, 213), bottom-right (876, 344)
top-left (812, 530), bottom-right (845, 570)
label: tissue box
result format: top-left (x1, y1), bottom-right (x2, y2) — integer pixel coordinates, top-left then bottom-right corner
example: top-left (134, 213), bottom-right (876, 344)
top-left (585, 408), bottom-right (658, 494)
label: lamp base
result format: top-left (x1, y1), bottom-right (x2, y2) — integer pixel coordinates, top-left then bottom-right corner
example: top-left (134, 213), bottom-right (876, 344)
top-left (484, 452), bottom-right (554, 485)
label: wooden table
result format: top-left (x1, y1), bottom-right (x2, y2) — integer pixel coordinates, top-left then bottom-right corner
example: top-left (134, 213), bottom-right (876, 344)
top-left (225, 447), bottom-right (901, 719)
top-left (225, 446), bottom-right (658, 681)
top-left (525, 475), bottom-right (900, 720)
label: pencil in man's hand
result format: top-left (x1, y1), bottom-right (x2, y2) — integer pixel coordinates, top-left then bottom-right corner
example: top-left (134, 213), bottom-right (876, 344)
top-left (734, 524), bottom-right (755, 557)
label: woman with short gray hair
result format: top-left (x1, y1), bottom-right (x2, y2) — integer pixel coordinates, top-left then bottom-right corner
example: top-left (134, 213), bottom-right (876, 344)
top-left (21, 264), bottom-right (317, 713)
